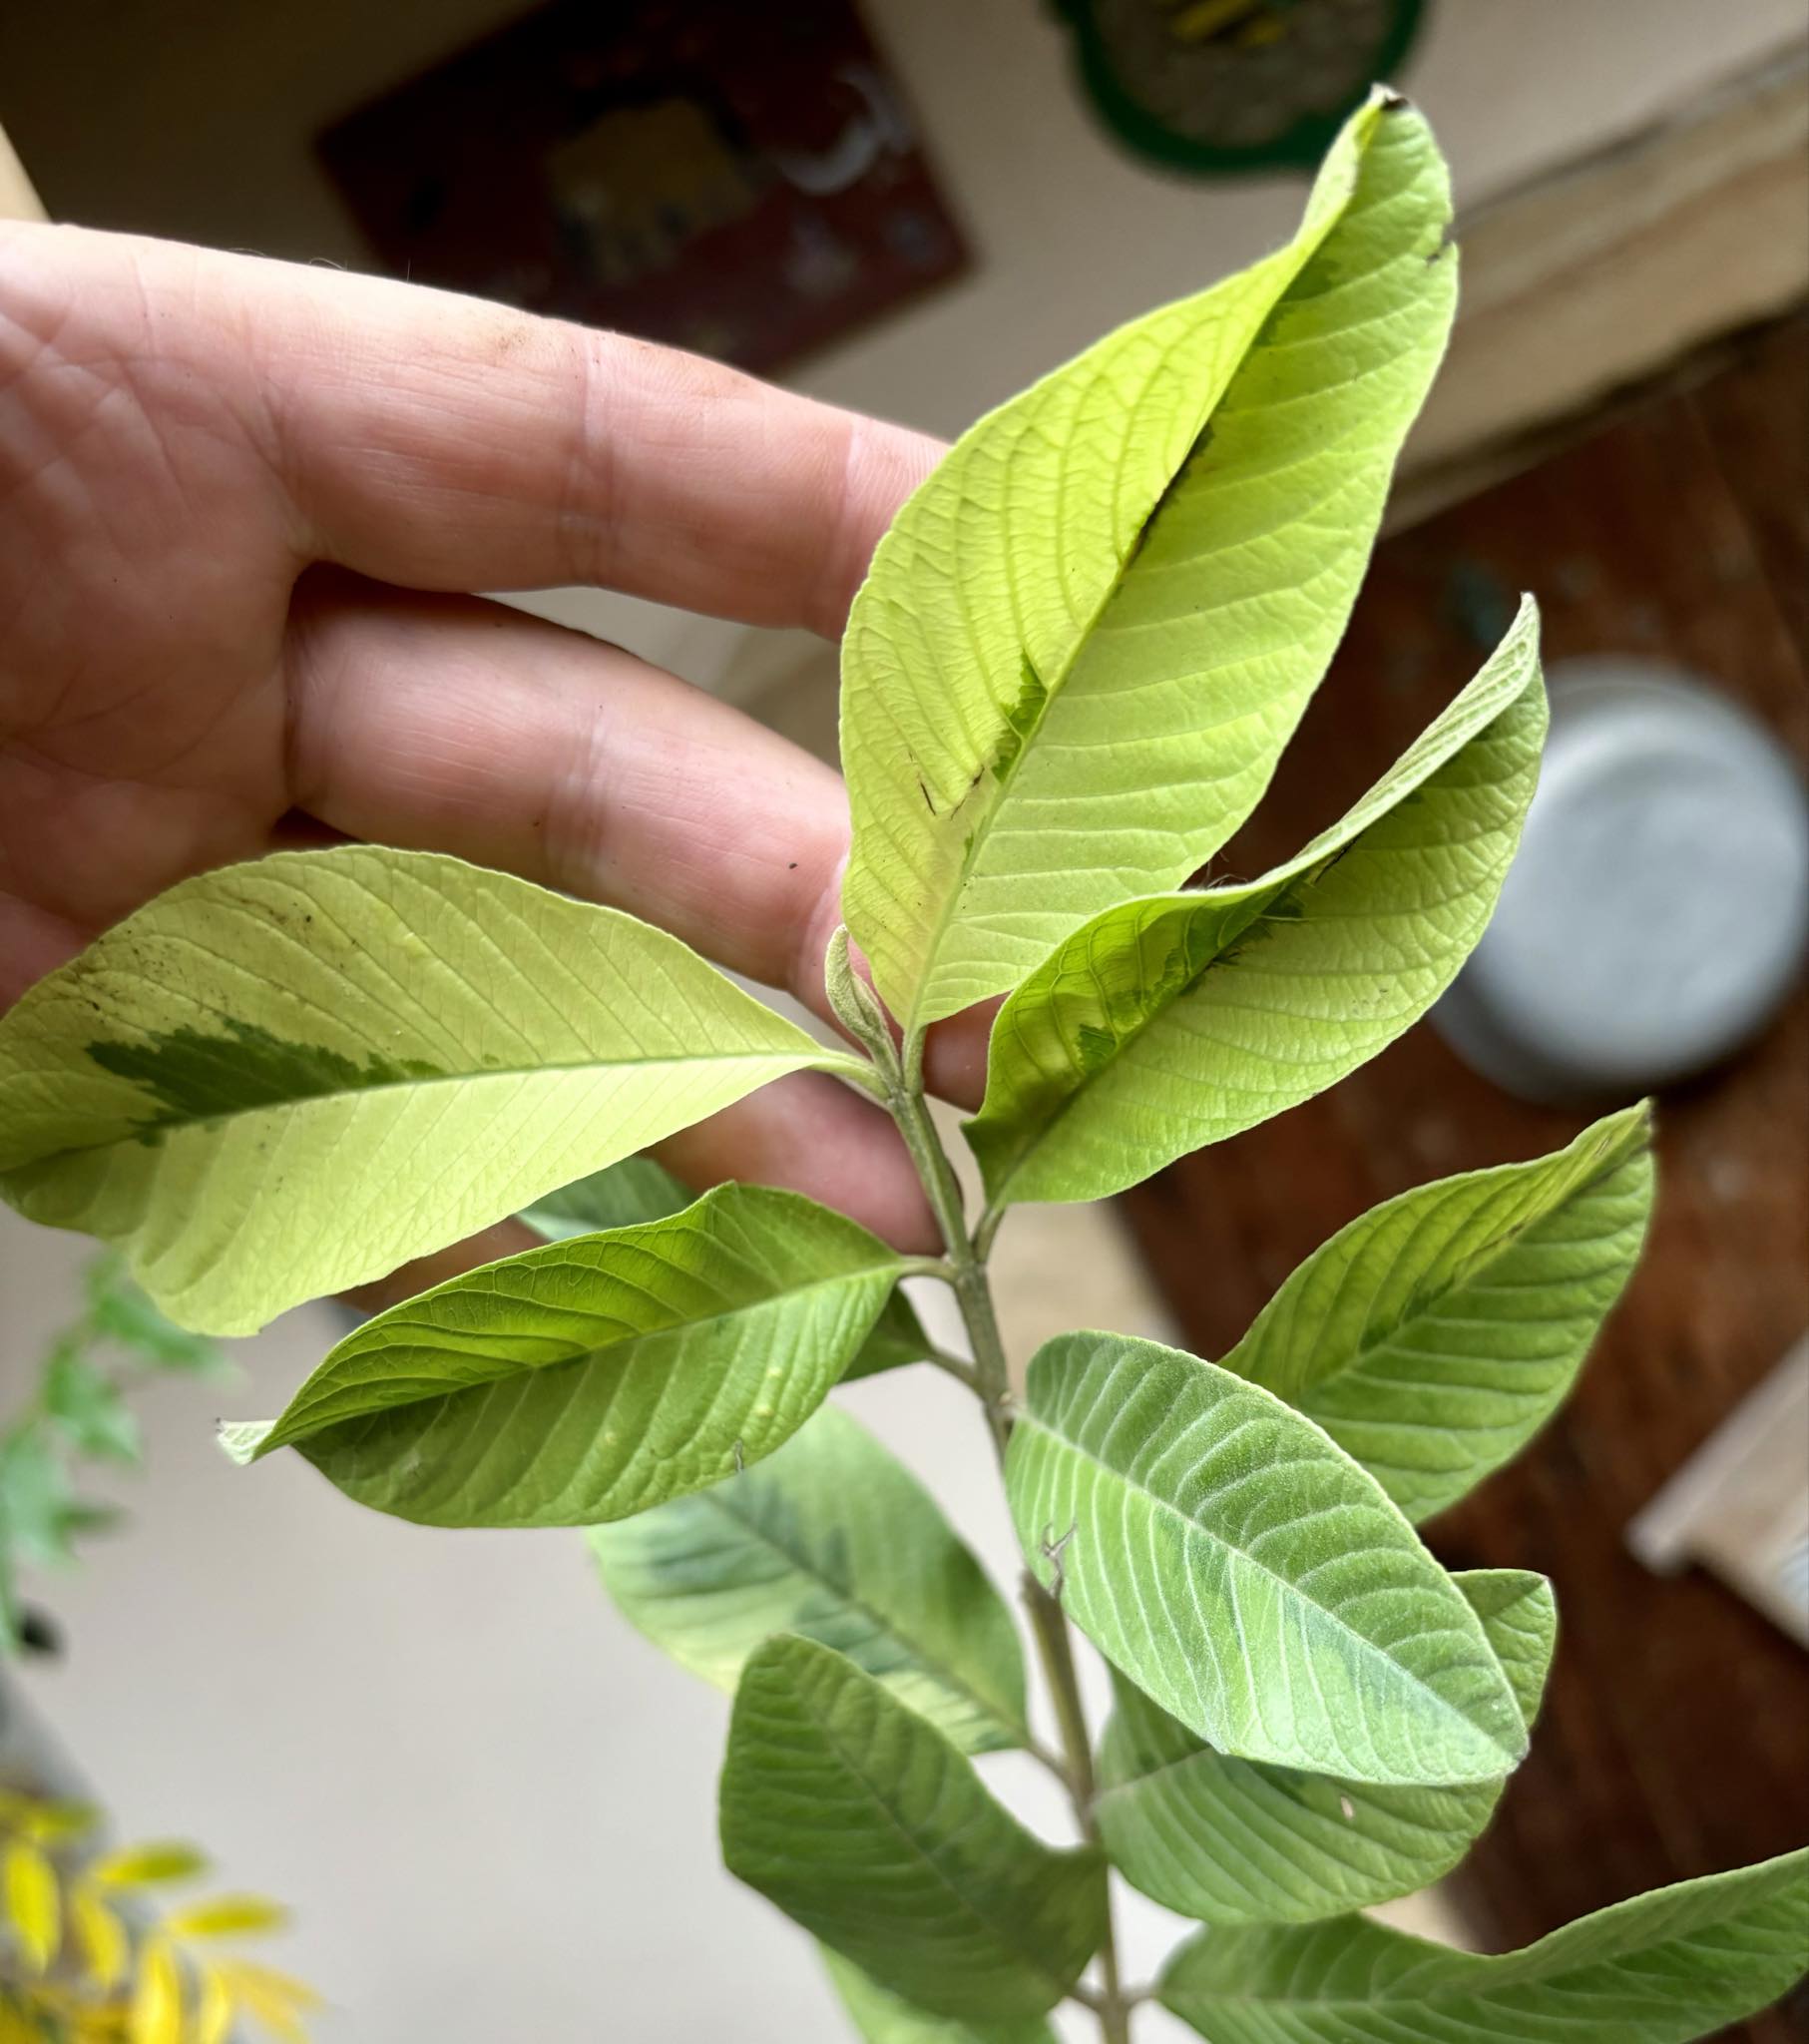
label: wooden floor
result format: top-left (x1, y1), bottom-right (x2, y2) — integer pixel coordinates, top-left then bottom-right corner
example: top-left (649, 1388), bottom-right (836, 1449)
top-left (1121, 319), bottom-right (1809, 2041)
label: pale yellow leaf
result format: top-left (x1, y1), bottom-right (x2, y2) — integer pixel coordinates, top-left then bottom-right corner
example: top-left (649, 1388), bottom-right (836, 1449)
top-left (3, 1837), bottom-right (62, 1972)
top-left (165, 1894), bottom-right (287, 1939)
top-left (15, 1798), bottom-right (102, 1846)
top-left (193, 1966), bottom-right (234, 2044)
top-left (93, 1842), bottom-right (207, 1890)
top-left (72, 1881), bottom-right (131, 1990)
top-left (128, 1938), bottom-right (184, 2044)
top-left (213, 1960), bottom-right (319, 2042)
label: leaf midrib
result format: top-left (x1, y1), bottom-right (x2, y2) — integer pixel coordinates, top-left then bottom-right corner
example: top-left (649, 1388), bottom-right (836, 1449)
top-left (16, 1044), bottom-right (853, 1177)
top-left (1021, 1405), bottom-right (1518, 1772)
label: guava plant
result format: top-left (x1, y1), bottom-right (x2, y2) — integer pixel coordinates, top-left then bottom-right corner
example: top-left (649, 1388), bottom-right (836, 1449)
top-left (0, 91), bottom-right (1803, 2043)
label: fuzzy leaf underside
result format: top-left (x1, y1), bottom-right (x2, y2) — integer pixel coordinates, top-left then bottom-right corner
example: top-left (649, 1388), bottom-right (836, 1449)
top-left (1096, 1570), bottom-right (1556, 1925)
top-left (720, 1636), bottom-right (1107, 2022)
top-left (222, 1186), bottom-right (901, 1528)
top-left (592, 1404), bottom-right (1028, 1753)
top-left (1157, 1848), bottom-right (1809, 2042)
top-left (1005, 1332), bottom-right (1528, 1788)
top-left (967, 599), bottom-right (1545, 1208)
top-left (1220, 1104), bottom-right (1653, 1522)
top-left (0, 848), bottom-right (852, 1333)
top-left (523, 1164), bottom-right (929, 1381)
top-left (842, 91), bottom-right (1458, 1031)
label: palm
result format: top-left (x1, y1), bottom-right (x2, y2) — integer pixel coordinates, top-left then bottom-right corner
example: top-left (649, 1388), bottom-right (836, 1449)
top-left (0, 220), bottom-right (954, 1247)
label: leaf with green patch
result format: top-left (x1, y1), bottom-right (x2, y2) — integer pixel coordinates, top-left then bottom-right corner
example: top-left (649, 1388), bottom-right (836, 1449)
top-left (1006, 1331), bottom-right (1527, 1788)
top-left (1157, 1847), bottom-right (1809, 2043)
top-left (721, 1635), bottom-right (1106, 2022)
top-left (1220, 1106), bottom-right (1652, 1522)
top-left (593, 1404), bottom-right (1027, 1753)
top-left (221, 1186), bottom-right (905, 1528)
top-left (967, 600), bottom-right (1545, 1208)
top-left (1097, 1569), bottom-right (1555, 1925)
top-left (820, 1948), bottom-right (1059, 2044)
top-left (523, 1160), bottom-right (930, 1382)
top-left (841, 91), bottom-right (1457, 1034)
top-left (0, 847), bottom-right (864, 1334)
top-left (43, 1347), bottom-right (141, 1464)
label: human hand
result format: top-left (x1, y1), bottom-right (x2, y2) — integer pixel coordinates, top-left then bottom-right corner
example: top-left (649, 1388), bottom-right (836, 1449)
top-left (0, 222), bottom-right (974, 1257)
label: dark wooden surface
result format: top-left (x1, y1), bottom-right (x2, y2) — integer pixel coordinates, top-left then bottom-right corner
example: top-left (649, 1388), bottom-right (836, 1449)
top-left (1120, 318), bottom-right (1809, 2039)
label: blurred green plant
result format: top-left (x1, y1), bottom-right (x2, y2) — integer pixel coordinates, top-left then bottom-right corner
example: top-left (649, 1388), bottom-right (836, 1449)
top-left (0, 1787), bottom-right (314, 2043)
top-left (0, 1258), bottom-right (228, 1652)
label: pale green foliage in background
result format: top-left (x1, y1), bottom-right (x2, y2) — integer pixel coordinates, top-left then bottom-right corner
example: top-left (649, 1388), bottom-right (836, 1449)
top-left (0, 1256), bottom-right (224, 1651)
top-left (0, 88), bottom-right (1801, 2044)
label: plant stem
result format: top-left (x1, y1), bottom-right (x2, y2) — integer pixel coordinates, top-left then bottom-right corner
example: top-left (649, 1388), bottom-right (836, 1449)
top-left (886, 1040), bottom-right (1132, 2044)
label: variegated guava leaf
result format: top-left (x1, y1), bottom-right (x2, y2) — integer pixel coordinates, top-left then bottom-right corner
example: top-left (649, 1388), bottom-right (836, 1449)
top-left (0, 848), bottom-right (864, 1334)
top-left (591, 1404), bottom-right (1027, 1752)
top-left (967, 600), bottom-right (1544, 1208)
top-left (1096, 1570), bottom-right (1556, 1924)
top-left (820, 1949), bottom-right (1058, 2044)
top-left (841, 90), bottom-right (1458, 1034)
top-left (720, 1636), bottom-right (1106, 2021)
top-left (1157, 1847), bottom-right (1809, 2043)
top-left (220, 1186), bottom-right (900, 1527)
top-left (1220, 1105), bottom-right (1653, 1522)
top-left (524, 1163), bottom-right (928, 1380)
top-left (1005, 1332), bottom-right (1528, 1788)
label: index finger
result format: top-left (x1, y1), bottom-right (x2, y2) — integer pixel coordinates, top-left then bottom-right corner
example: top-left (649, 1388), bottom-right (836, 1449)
top-left (13, 223), bottom-right (944, 635)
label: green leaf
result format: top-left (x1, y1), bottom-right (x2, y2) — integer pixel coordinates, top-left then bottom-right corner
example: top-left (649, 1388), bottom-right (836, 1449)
top-left (0, 847), bottom-right (862, 1334)
top-left (1220, 1106), bottom-right (1653, 1522)
top-left (222, 1186), bottom-right (905, 1528)
top-left (1157, 1847), bottom-right (1809, 2043)
top-left (1096, 1569), bottom-right (1556, 1925)
top-left (43, 1348), bottom-right (141, 1464)
top-left (520, 1156), bottom-right (693, 1239)
top-left (592, 1404), bottom-right (1027, 1753)
top-left (838, 1288), bottom-right (933, 1382)
top-left (524, 1165), bottom-right (930, 1382)
top-left (967, 600), bottom-right (1545, 1208)
top-left (1005, 1332), bottom-right (1527, 1788)
top-left (91, 1840), bottom-right (210, 1888)
top-left (841, 92), bottom-right (1457, 1033)
top-left (721, 1636), bottom-right (1106, 2022)
top-left (0, 1429), bottom-right (79, 1569)
top-left (2, 1839), bottom-right (61, 1972)
top-left (820, 1948), bottom-right (1059, 2044)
